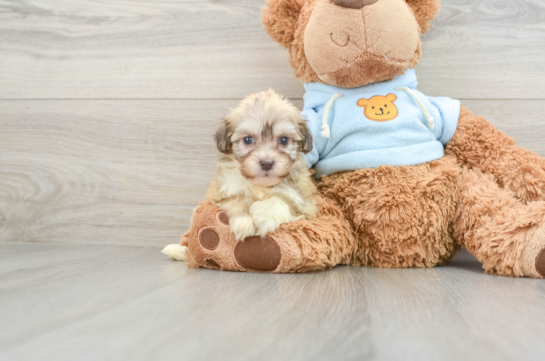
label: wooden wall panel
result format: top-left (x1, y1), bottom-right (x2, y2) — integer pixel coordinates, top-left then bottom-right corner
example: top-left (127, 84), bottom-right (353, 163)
top-left (1, 99), bottom-right (544, 246)
top-left (0, 0), bottom-right (544, 99)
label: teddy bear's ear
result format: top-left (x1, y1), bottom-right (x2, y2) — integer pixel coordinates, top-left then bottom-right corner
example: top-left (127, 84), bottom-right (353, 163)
top-left (262, 0), bottom-right (304, 48)
top-left (386, 93), bottom-right (397, 102)
top-left (357, 99), bottom-right (369, 108)
top-left (405, 0), bottom-right (441, 33)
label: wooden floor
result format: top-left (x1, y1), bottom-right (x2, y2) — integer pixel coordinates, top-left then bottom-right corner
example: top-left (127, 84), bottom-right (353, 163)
top-left (1, 0), bottom-right (545, 360)
top-left (1, 244), bottom-right (545, 361)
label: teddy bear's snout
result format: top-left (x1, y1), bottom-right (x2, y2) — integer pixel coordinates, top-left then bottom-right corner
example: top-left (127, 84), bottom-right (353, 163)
top-left (331, 0), bottom-right (379, 9)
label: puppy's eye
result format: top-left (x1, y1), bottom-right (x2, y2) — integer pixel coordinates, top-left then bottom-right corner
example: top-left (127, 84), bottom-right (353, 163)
top-left (384, 105), bottom-right (387, 107)
top-left (278, 137), bottom-right (289, 146)
top-left (372, 106), bottom-right (375, 109)
top-left (243, 137), bottom-right (254, 145)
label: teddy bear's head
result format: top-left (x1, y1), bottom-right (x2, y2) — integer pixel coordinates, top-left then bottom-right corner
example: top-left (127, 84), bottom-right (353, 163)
top-left (263, 0), bottom-right (440, 88)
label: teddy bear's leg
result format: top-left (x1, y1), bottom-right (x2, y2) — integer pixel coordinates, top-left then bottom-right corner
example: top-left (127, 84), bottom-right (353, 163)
top-left (446, 106), bottom-right (545, 202)
top-left (176, 196), bottom-right (356, 273)
top-left (318, 156), bottom-right (460, 269)
top-left (454, 166), bottom-right (545, 278)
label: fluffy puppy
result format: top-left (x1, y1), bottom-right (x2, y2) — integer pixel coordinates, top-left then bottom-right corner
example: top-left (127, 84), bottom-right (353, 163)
top-left (206, 90), bottom-right (318, 240)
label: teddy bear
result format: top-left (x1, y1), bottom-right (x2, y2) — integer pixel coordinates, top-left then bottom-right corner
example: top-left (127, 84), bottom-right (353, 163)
top-left (172, 0), bottom-right (545, 278)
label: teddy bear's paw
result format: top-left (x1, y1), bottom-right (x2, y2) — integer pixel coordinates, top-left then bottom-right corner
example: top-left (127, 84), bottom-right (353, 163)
top-left (521, 224), bottom-right (545, 278)
top-left (182, 203), bottom-right (301, 272)
top-left (201, 211), bottom-right (281, 272)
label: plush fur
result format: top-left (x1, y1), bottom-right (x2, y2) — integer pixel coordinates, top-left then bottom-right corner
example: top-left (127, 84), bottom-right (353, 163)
top-left (172, 0), bottom-right (545, 278)
top-left (405, 0), bottom-right (441, 33)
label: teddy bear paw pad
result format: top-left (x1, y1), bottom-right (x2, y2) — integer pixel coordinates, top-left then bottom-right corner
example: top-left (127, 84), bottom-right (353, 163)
top-left (217, 211), bottom-right (230, 226)
top-left (205, 259), bottom-right (221, 269)
top-left (234, 236), bottom-right (281, 271)
top-left (199, 228), bottom-right (220, 250)
top-left (536, 248), bottom-right (545, 277)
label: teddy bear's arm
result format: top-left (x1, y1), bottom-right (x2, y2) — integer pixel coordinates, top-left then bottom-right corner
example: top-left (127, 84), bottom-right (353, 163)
top-left (446, 106), bottom-right (545, 202)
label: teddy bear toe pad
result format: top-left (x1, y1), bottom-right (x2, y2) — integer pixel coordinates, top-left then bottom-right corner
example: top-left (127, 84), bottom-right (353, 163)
top-left (521, 224), bottom-right (545, 278)
top-left (536, 249), bottom-right (545, 277)
top-left (198, 228), bottom-right (220, 250)
top-left (205, 259), bottom-right (221, 269)
top-left (531, 225), bottom-right (545, 277)
top-left (234, 236), bottom-right (282, 271)
top-left (217, 211), bottom-right (230, 226)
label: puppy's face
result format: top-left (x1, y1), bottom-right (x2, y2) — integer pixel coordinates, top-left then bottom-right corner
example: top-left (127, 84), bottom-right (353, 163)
top-left (215, 90), bottom-right (312, 188)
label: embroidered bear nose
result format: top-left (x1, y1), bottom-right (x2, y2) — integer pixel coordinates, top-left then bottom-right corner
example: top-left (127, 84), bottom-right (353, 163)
top-left (331, 0), bottom-right (379, 9)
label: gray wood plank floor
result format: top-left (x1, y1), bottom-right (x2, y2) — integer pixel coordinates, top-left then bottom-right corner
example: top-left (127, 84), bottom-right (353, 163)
top-left (1, 243), bottom-right (545, 361)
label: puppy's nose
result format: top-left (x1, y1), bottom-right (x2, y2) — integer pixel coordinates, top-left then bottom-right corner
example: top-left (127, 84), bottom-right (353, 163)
top-left (260, 160), bottom-right (275, 171)
top-left (331, 0), bottom-right (379, 9)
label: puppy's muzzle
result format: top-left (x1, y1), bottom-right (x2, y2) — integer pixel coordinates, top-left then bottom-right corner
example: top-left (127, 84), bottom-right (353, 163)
top-left (260, 160), bottom-right (275, 171)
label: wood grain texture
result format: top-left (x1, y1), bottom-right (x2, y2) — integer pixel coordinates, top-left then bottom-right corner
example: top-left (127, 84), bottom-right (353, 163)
top-left (1, 243), bottom-right (545, 361)
top-left (1, 99), bottom-right (544, 247)
top-left (0, 0), bottom-right (544, 99)
top-left (0, 99), bottom-right (222, 246)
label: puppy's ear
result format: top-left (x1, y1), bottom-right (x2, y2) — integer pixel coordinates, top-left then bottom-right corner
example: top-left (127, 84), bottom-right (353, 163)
top-left (262, 0), bottom-right (304, 48)
top-left (405, 0), bottom-right (441, 33)
top-left (299, 120), bottom-right (313, 154)
top-left (214, 118), bottom-right (232, 154)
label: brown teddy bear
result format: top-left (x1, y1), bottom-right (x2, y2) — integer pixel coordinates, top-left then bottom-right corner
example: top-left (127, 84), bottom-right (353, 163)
top-left (174, 0), bottom-right (545, 278)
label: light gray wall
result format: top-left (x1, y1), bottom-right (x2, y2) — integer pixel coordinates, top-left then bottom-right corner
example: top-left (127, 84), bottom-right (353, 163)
top-left (1, 0), bottom-right (545, 247)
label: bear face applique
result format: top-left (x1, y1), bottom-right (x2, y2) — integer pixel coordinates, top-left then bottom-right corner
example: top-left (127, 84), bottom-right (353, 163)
top-left (357, 94), bottom-right (399, 122)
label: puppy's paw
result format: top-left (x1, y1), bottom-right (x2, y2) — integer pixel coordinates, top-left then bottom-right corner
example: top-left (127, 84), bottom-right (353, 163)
top-left (229, 215), bottom-right (257, 241)
top-left (250, 198), bottom-right (292, 237)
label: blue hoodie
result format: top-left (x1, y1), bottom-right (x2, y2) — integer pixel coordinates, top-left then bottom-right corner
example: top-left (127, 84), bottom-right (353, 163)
top-left (302, 69), bottom-right (461, 179)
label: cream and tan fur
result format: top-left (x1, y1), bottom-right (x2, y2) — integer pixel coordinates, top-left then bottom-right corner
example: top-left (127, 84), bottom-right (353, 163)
top-left (206, 90), bottom-right (318, 240)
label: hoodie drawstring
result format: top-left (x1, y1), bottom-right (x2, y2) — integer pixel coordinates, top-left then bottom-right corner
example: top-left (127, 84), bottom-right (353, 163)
top-left (395, 86), bottom-right (435, 130)
top-left (321, 92), bottom-right (343, 138)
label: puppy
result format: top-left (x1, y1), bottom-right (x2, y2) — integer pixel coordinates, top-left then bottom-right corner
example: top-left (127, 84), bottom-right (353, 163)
top-left (206, 90), bottom-right (318, 241)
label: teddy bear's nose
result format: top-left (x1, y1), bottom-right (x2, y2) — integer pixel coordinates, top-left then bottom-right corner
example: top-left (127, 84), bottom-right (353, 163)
top-left (331, 0), bottom-right (379, 9)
